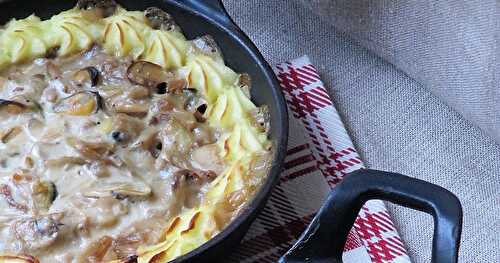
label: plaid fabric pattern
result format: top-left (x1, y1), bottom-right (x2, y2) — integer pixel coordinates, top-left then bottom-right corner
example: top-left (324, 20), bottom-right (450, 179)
top-left (228, 56), bottom-right (411, 263)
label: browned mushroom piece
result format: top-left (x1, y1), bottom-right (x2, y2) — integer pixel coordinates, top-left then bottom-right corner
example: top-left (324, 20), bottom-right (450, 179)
top-left (77, 0), bottom-right (117, 19)
top-left (53, 91), bottom-right (102, 116)
top-left (127, 61), bottom-right (172, 88)
top-left (192, 35), bottom-right (222, 58)
top-left (144, 7), bottom-right (179, 31)
top-left (73, 66), bottom-right (100, 87)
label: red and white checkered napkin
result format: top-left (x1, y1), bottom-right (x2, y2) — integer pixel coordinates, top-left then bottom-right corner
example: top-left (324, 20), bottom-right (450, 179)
top-left (228, 56), bottom-right (412, 263)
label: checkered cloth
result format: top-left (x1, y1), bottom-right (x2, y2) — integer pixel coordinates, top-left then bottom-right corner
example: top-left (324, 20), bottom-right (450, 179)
top-left (228, 56), bottom-right (411, 263)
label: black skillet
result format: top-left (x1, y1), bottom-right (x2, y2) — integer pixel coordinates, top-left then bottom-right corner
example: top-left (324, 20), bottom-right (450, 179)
top-left (0, 1), bottom-right (463, 262)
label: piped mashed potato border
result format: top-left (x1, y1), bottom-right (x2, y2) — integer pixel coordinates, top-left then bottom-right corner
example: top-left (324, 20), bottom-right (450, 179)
top-left (0, 5), bottom-right (271, 263)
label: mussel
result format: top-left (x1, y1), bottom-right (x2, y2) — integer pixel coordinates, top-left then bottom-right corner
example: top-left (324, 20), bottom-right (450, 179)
top-left (53, 91), bottom-right (102, 115)
top-left (73, 67), bottom-right (100, 87)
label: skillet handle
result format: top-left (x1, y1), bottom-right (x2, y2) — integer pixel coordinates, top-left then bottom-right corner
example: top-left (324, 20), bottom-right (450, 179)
top-left (181, 0), bottom-right (238, 29)
top-left (279, 169), bottom-right (462, 263)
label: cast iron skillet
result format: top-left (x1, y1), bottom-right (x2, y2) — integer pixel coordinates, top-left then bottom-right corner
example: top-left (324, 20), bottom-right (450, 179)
top-left (0, 1), bottom-right (463, 262)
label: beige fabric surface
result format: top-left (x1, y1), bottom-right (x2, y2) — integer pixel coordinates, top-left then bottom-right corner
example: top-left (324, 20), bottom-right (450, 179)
top-left (222, 0), bottom-right (500, 262)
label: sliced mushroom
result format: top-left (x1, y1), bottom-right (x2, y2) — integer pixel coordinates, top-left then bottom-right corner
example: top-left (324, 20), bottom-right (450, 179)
top-left (73, 66), bottom-right (100, 87)
top-left (144, 7), bottom-right (179, 31)
top-left (192, 35), bottom-right (222, 58)
top-left (0, 254), bottom-right (40, 263)
top-left (32, 180), bottom-right (58, 211)
top-left (77, 0), bottom-right (117, 19)
top-left (53, 91), bottom-right (102, 115)
top-left (0, 126), bottom-right (22, 144)
top-left (127, 61), bottom-right (172, 88)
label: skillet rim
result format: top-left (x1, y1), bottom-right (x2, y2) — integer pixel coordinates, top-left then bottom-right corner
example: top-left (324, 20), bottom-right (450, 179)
top-left (166, 1), bottom-right (289, 262)
top-left (0, 0), bottom-right (289, 262)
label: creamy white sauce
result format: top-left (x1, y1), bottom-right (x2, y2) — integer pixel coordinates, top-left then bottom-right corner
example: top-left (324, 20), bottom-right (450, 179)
top-left (0, 46), bottom-right (222, 262)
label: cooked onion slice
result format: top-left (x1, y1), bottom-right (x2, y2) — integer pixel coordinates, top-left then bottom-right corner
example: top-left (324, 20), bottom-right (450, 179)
top-left (0, 254), bottom-right (40, 263)
top-left (53, 92), bottom-right (101, 116)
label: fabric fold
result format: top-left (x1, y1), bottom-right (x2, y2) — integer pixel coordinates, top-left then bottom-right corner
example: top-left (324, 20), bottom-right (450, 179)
top-left (300, 0), bottom-right (500, 144)
top-left (230, 56), bottom-right (411, 263)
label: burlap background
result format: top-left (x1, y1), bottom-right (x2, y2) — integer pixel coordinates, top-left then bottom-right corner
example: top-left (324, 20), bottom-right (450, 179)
top-left (222, 0), bottom-right (500, 262)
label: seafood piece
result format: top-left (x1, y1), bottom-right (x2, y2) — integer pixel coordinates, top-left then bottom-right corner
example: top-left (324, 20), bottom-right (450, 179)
top-left (73, 66), bottom-right (100, 87)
